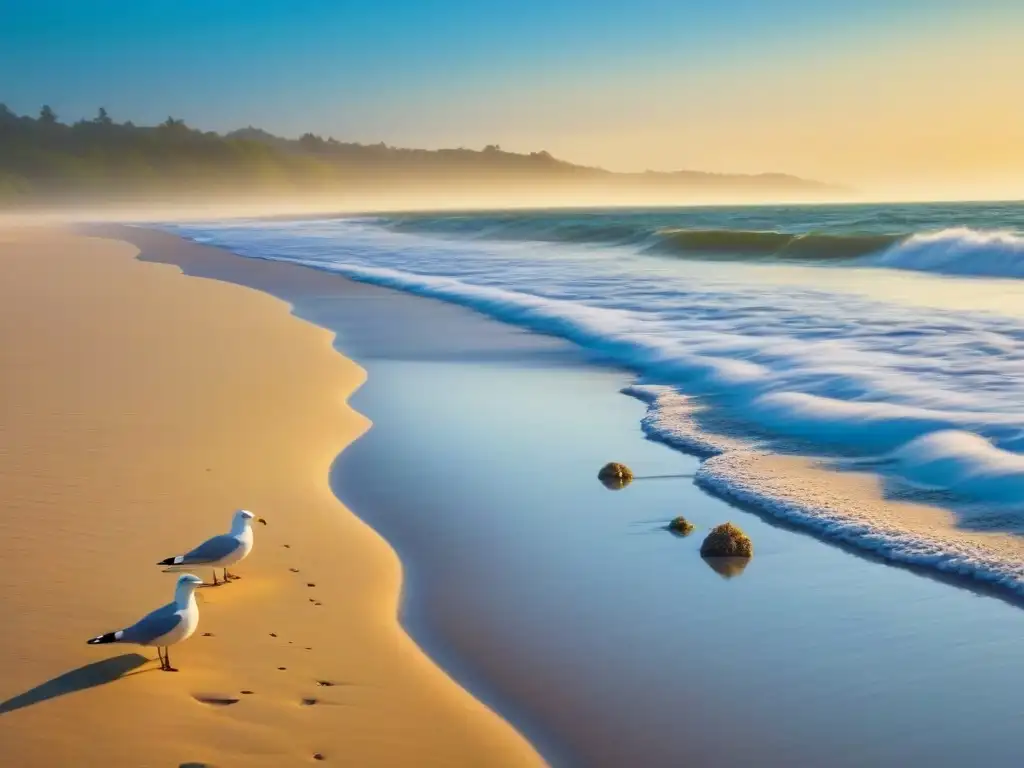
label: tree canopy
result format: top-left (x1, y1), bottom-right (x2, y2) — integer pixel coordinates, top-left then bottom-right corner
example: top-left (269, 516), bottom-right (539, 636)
top-left (0, 104), bottom-right (837, 207)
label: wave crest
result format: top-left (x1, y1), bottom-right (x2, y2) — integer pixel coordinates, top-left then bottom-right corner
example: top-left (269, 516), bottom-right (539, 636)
top-left (867, 228), bottom-right (1024, 278)
top-left (649, 229), bottom-right (900, 260)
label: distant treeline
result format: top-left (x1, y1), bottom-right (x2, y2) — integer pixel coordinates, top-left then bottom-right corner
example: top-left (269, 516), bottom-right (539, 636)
top-left (0, 104), bottom-right (842, 206)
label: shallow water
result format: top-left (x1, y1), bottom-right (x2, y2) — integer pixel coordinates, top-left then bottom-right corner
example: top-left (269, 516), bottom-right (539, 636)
top-left (323, 290), bottom-right (1024, 768)
top-left (273, 274), bottom-right (1024, 768)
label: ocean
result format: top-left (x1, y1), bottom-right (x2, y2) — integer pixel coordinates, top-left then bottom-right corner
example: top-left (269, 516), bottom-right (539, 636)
top-left (165, 201), bottom-right (1024, 595)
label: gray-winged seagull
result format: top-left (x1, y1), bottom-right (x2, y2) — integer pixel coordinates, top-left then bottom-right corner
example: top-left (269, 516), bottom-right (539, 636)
top-left (87, 573), bottom-right (203, 671)
top-left (157, 509), bottom-right (267, 585)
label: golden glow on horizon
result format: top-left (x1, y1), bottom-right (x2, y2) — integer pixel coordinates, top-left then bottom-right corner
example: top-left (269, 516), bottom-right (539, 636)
top-left (391, 26), bottom-right (1023, 201)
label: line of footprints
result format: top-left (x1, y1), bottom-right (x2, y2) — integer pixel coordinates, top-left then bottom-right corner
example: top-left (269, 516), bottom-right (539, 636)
top-left (85, 508), bottom-right (336, 763)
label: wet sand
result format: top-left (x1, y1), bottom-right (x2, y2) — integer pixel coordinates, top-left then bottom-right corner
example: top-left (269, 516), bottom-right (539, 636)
top-left (114, 224), bottom-right (1024, 768)
top-left (0, 228), bottom-right (543, 767)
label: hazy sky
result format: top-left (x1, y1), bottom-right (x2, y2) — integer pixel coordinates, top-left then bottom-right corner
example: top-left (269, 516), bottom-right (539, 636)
top-left (2, 0), bottom-right (1022, 197)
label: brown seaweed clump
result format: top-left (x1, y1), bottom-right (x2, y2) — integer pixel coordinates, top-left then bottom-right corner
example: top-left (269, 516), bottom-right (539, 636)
top-left (597, 462), bottom-right (633, 490)
top-left (700, 522), bottom-right (753, 558)
top-left (667, 516), bottom-right (695, 536)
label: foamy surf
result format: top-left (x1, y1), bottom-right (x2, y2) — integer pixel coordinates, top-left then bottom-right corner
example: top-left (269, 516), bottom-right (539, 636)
top-left (867, 228), bottom-right (1024, 278)
top-left (697, 450), bottom-right (1024, 596)
top-left (163, 204), bottom-right (1024, 597)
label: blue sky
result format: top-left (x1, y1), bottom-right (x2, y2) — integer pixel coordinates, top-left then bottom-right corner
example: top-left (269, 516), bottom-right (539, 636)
top-left (1, 0), bottom-right (1021, 189)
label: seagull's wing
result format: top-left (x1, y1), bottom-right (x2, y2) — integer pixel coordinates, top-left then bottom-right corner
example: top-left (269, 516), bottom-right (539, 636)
top-left (118, 602), bottom-right (182, 645)
top-left (161, 534), bottom-right (241, 566)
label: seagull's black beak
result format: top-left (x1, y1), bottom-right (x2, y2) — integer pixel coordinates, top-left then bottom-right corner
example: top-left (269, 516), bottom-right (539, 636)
top-left (257, 517), bottom-right (267, 526)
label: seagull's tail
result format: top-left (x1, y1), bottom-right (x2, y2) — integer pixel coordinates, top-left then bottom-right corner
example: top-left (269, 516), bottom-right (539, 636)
top-left (87, 630), bottom-right (123, 645)
top-left (157, 555), bottom-right (186, 566)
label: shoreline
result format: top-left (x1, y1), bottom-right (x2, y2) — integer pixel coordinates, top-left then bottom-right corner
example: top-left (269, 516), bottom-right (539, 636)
top-left (0, 226), bottom-right (544, 767)
top-left (78, 223), bottom-right (1024, 767)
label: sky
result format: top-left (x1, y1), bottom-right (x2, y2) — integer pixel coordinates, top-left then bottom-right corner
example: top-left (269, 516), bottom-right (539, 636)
top-left (2, 0), bottom-right (1022, 198)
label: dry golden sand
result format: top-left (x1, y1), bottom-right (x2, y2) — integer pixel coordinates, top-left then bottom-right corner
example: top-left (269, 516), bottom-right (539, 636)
top-left (0, 228), bottom-right (544, 768)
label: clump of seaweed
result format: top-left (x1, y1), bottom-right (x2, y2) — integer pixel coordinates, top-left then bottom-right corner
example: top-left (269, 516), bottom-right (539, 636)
top-left (667, 516), bottom-right (695, 536)
top-left (598, 462), bottom-right (633, 490)
top-left (700, 522), bottom-right (753, 558)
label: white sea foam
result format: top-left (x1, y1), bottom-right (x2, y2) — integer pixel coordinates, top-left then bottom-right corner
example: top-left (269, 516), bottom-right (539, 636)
top-left (696, 451), bottom-right (1024, 595)
top-left (868, 228), bottom-right (1024, 278)
top-left (163, 215), bottom-right (1024, 593)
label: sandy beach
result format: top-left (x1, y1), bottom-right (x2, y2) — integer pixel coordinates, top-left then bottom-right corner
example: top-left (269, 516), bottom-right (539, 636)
top-left (0, 228), bottom-right (543, 767)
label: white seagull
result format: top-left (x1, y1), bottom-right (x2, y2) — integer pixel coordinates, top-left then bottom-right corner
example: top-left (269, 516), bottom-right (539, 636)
top-left (157, 509), bottom-right (267, 585)
top-left (87, 573), bottom-right (203, 671)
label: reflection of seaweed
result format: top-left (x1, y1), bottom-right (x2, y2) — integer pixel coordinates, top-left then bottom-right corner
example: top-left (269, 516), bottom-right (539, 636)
top-left (703, 557), bottom-right (751, 579)
top-left (598, 462), bottom-right (633, 490)
top-left (667, 516), bottom-right (695, 536)
top-left (599, 474), bottom-right (632, 490)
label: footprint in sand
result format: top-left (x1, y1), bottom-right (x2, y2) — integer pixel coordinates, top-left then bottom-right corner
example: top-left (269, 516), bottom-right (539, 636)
top-left (307, 583), bottom-right (316, 587)
top-left (278, 667), bottom-right (287, 671)
top-left (289, 568), bottom-right (300, 573)
top-left (269, 633), bottom-right (277, 637)
top-left (240, 690), bottom-right (254, 695)
top-left (192, 694), bottom-right (240, 706)
top-left (301, 698), bottom-right (318, 706)
top-left (313, 754), bottom-right (325, 761)
top-left (316, 680), bottom-right (336, 687)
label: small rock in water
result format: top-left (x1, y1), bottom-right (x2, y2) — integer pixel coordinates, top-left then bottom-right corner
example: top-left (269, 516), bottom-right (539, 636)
top-left (700, 522), bottom-right (753, 558)
top-left (597, 462), bottom-right (633, 490)
top-left (667, 516), bottom-right (695, 536)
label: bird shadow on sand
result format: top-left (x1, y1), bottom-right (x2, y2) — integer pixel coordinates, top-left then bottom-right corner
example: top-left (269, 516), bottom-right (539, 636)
top-left (0, 653), bottom-right (152, 715)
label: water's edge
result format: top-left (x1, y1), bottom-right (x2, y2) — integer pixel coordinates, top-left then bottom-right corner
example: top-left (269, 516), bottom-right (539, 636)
top-left (103, 225), bottom-right (569, 766)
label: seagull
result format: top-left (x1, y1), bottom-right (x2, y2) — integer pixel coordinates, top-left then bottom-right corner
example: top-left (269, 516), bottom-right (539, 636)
top-left (87, 573), bottom-right (203, 671)
top-left (157, 509), bottom-right (267, 585)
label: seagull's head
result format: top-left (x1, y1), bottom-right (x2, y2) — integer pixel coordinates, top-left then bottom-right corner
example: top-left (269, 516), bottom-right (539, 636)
top-left (235, 509), bottom-right (267, 526)
top-left (177, 574), bottom-right (203, 588)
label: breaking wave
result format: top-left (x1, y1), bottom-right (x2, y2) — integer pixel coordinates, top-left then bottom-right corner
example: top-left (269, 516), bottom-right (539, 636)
top-left (866, 228), bottom-right (1024, 278)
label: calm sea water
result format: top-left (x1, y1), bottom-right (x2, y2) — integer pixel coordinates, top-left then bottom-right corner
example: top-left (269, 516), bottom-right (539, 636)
top-left (166, 201), bottom-right (1024, 592)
